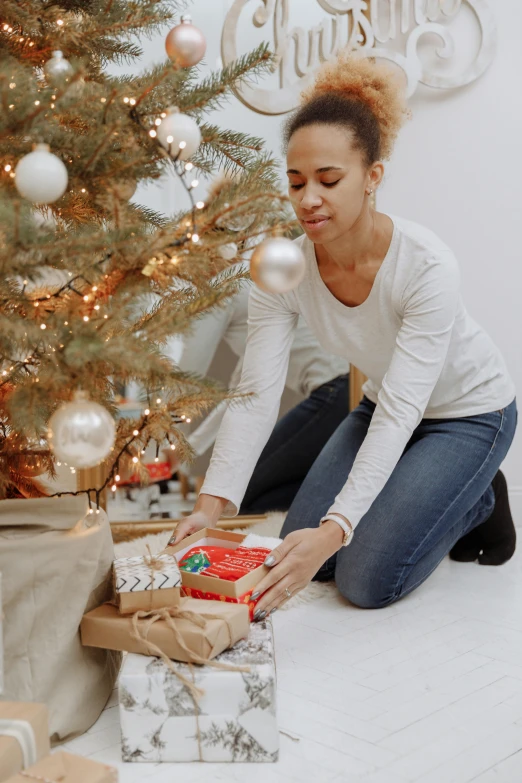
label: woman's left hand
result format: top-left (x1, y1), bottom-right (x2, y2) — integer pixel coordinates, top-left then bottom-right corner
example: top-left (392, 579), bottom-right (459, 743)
top-left (251, 522), bottom-right (344, 619)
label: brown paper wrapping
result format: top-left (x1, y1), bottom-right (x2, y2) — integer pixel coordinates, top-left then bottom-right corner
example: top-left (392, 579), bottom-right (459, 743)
top-left (117, 587), bottom-right (181, 616)
top-left (80, 598), bottom-right (250, 662)
top-left (0, 702), bottom-right (49, 782)
top-left (5, 751), bottom-right (117, 783)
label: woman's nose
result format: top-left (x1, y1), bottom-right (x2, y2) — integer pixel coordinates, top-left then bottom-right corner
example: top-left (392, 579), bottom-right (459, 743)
top-left (299, 186), bottom-right (322, 209)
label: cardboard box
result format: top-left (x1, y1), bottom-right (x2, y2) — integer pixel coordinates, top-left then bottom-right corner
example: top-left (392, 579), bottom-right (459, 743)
top-left (0, 702), bottom-right (49, 782)
top-left (4, 751), bottom-right (117, 782)
top-left (113, 553), bottom-right (181, 615)
top-left (165, 529), bottom-right (270, 618)
top-left (119, 618), bottom-right (278, 763)
top-left (80, 598), bottom-right (249, 663)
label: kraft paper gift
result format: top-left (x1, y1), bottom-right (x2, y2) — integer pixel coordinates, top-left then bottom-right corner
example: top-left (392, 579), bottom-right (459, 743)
top-left (113, 553), bottom-right (181, 615)
top-left (119, 618), bottom-right (278, 763)
top-left (81, 597), bottom-right (249, 663)
top-left (4, 751), bottom-right (117, 783)
top-left (0, 496), bottom-right (120, 740)
top-left (0, 702), bottom-right (49, 782)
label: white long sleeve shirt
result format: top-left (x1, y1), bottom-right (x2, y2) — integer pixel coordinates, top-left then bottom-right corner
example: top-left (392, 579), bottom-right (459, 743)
top-left (201, 215), bottom-right (515, 527)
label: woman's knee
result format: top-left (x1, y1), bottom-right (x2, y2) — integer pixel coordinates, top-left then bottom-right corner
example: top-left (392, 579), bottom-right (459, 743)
top-left (335, 549), bottom-right (402, 609)
top-left (336, 576), bottom-right (399, 609)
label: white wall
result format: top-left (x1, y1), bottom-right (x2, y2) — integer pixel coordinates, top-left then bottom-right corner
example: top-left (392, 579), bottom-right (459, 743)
top-left (129, 1), bottom-right (522, 516)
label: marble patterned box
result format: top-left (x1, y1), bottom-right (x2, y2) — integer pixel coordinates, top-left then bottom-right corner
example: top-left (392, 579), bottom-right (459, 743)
top-left (119, 618), bottom-right (278, 763)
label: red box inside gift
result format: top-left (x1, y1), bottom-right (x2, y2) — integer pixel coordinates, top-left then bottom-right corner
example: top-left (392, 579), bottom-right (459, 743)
top-left (165, 528), bottom-right (270, 619)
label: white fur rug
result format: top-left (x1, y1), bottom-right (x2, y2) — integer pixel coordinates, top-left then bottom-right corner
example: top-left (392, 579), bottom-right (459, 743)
top-left (114, 512), bottom-right (336, 611)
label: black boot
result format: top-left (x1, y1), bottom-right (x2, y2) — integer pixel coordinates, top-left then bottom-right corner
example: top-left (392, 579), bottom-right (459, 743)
top-left (450, 470), bottom-right (516, 566)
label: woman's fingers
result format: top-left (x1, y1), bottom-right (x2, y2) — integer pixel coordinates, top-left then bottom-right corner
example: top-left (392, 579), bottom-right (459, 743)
top-left (253, 578), bottom-right (302, 618)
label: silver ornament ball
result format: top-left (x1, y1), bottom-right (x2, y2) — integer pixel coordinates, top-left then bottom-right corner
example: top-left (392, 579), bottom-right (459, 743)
top-left (43, 50), bottom-right (73, 84)
top-left (48, 390), bottom-right (116, 469)
top-left (250, 237), bottom-right (306, 294)
top-left (156, 106), bottom-right (201, 161)
top-left (15, 143), bottom-right (68, 204)
top-left (165, 15), bottom-right (207, 67)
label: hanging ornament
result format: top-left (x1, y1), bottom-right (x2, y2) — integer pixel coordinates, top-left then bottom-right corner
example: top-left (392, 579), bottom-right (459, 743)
top-left (165, 15), bottom-right (207, 67)
top-left (156, 106), bottom-right (201, 161)
top-left (216, 202), bottom-right (256, 232)
top-left (218, 242), bottom-right (238, 261)
top-left (43, 50), bottom-right (73, 84)
top-left (15, 144), bottom-right (68, 204)
top-left (110, 178), bottom-right (137, 201)
top-left (47, 390), bottom-right (116, 469)
top-left (250, 237), bottom-right (306, 294)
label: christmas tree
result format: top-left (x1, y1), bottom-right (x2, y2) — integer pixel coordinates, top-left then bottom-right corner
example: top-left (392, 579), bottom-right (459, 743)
top-left (0, 1), bottom-right (297, 505)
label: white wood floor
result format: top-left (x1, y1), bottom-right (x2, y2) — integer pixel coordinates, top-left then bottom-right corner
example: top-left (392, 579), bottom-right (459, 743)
top-left (61, 530), bottom-right (522, 783)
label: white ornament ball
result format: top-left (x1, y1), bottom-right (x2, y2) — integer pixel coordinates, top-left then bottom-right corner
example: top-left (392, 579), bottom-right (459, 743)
top-left (15, 143), bottom-right (68, 204)
top-left (218, 242), bottom-right (238, 261)
top-left (250, 237), bottom-right (306, 294)
top-left (156, 106), bottom-right (201, 160)
top-left (48, 390), bottom-right (116, 469)
top-left (43, 50), bottom-right (73, 84)
top-left (165, 15), bottom-right (206, 67)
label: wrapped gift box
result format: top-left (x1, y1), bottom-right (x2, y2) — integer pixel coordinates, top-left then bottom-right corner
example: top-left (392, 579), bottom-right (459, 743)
top-left (4, 751), bottom-right (117, 782)
top-left (119, 618), bottom-right (278, 763)
top-left (165, 529), bottom-right (271, 619)
top-left (80, 598), bottom-right (249, 663)
top-left (0, 702), bottom-right (49, 782)
top-left (113, 553), bottom-right (181, 614)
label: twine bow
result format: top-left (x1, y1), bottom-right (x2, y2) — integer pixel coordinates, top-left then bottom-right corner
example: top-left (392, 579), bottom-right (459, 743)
top-left (129, 605), bottom-right (250, 761)
top-left (143, 544), bottom-right (165, 610)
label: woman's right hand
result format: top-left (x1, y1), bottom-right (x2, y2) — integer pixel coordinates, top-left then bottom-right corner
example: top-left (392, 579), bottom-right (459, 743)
top-left (167, 510), bottom-right (213, 547)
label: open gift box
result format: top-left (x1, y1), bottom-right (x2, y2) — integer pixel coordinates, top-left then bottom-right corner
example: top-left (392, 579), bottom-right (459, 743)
top-left (165, 529), bottom-right (271, 619)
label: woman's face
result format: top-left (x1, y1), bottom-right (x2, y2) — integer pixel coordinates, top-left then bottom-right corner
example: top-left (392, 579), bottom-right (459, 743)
top-left (286, 123), bottom-right (379, 243)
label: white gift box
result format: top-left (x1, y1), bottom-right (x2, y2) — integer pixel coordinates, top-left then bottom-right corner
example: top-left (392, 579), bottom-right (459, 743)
top-left (113, 554), bottom-right (181, 614)
top-left (119, 619), bottom-right (278, 763)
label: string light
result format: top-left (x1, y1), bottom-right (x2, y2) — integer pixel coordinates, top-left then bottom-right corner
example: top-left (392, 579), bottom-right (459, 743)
top-left (132, 456), bottom-right (138, 463)
top-left (40, 324), bottom-right (46, 330)
top-left (149, 129), bottom-right (156, 138)
top-left (4, 165), bottom-right (11, 172)
top-left (191, 234), bottom-right (199, 243)
top-left (56, 19), bottom-right (64, 26)
top-left (190, 179), bottom-right (199, 188)
top-left (154, 118), bottom-right (161, 126)
top-left (133, 429), bottom-right (139, 436)
top-left (83, 315), bottom-right (89, 322)
top-left (144, 408), bottom-right (150, 415)
top-left (123, 97), bottom-right (129, 103)
top-left (100, 97), bottom-right (106, 103)
top-left (115, 474), bottom-right (120, 481)
top-left (196, 201), bottom-right (205, 209)
top-left (111, 484), bottom-right (117, 492)
top-left (170, 444), bottom-right (176, 450)
top-left (185, 162), bottom-right (193, 171)
top-left (156, 398), bottom-right (161, 403)
top-left (129, 98), bottom-right (136, 105)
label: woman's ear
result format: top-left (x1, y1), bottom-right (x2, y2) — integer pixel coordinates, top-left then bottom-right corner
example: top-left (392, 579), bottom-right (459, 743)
top-left (369, 161), bottom-right (385, 192)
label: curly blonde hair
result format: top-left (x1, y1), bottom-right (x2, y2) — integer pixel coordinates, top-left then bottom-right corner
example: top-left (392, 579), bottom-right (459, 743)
top-left (283, 52), bottom-right (409, 163)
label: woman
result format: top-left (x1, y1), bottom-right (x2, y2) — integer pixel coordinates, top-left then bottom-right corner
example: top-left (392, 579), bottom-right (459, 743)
top-left (170, 54), bottom-right (517, 619)
top-left (176, 274), bottom-right (349, 513)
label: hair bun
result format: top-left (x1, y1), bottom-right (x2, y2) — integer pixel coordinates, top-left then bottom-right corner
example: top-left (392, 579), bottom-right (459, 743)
top-left (301, 51), bottom-right (410, 160)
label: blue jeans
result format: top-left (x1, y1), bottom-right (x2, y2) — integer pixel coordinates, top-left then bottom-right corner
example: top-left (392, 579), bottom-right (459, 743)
top-left (239, 375), bottom-right (350, 514)
top-left (281, 396), bottom-right (518, 609)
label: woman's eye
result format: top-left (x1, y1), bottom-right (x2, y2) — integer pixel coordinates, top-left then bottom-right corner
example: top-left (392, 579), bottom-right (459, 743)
top-left (289, 180), bottom-right (340, 190)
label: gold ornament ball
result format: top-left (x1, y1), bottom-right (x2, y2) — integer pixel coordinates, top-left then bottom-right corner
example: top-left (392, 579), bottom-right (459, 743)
top-left (165, 15), bottom-right (206, 67)
top-left (250, 237), bottom-right (306, 294)
top-left (47, 390), bottom-right (116, 469)
top-left (111, 179), bottom-right (137, 201)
